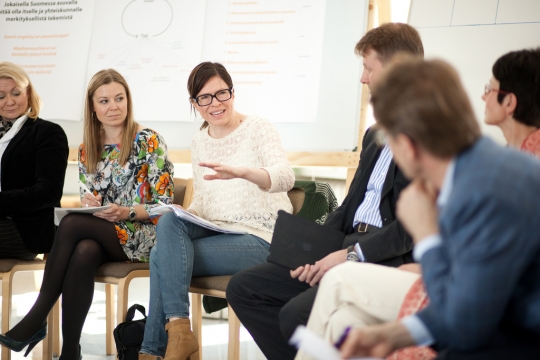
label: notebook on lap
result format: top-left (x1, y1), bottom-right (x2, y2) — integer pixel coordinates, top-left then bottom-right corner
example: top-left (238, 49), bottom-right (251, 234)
top-left (267, 210), bottom-right (345, 270)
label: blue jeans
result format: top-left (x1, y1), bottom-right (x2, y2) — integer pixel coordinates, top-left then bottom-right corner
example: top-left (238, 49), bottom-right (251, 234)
top-left (140, 212), bottom-right (271, 356)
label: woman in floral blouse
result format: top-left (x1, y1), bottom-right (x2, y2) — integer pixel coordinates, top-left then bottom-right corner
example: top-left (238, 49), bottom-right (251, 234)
top-left (3, 69), bottom-right (173, 359)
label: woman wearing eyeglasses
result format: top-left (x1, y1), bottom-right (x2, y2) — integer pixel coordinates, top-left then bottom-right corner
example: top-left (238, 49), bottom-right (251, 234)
top-left (482, 48), bottom-right (540, 155)
top-left (139, 62), bottom-right (295, 360)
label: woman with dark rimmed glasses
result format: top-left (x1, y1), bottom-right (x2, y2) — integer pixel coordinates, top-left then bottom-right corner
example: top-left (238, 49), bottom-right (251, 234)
top-left (139, 62), bottom-right (295, 360)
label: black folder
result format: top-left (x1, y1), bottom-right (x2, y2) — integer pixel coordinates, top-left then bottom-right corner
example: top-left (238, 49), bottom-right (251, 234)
top-left (267, 210), bottom-right (345, 270)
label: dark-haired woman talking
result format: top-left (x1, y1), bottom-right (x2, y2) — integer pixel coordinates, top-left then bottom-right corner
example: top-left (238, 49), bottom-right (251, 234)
top-left (140, 62), bottom-right (294, 360)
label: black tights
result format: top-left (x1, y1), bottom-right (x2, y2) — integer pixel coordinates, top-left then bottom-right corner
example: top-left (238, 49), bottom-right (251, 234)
top-left (6, 214), bottom-right (128, 359)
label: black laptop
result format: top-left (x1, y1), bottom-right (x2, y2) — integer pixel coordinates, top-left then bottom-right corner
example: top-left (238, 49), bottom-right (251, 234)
top-left (267, 210), bottom-right (345, 270)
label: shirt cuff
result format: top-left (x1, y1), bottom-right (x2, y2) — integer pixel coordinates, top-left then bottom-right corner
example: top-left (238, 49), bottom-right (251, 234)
top-left (401, 315), bottom-right (435, 346)
top-left (354, 243), bottom-right (366, 262)
top-left (413, 234), bottom-right (442, 262)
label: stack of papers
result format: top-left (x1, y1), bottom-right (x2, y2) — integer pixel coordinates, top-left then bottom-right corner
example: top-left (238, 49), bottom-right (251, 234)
top-left (54, 205), bottom-right (111, 225)
top-left (149, 205), bottom-right (247, 235)
top-left (289, 325), bottom-right (382, 360)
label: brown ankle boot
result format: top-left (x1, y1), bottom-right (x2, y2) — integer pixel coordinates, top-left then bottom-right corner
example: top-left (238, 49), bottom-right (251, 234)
top-left (139, 354), bottom-right (163, 360)
top-left (164, 318), bottom-right (200, 360)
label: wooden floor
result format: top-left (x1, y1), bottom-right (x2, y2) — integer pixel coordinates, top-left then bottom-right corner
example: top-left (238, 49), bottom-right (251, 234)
top-left (3, 272), bottom-right (266, 360)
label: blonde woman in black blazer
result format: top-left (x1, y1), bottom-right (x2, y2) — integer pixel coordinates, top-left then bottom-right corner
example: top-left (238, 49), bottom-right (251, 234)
top-left (0, 62), bottom-right (68, 260)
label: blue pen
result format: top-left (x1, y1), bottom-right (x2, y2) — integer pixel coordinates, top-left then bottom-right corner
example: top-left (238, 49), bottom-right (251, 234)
top-left (334, 326), bottom-right (351, 349)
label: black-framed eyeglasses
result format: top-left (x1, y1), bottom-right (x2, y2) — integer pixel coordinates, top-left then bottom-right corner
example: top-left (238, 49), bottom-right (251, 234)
top-left (192, 88), bottom-right (233, 106)
top-left (484, 84), bottom-right (511, 96)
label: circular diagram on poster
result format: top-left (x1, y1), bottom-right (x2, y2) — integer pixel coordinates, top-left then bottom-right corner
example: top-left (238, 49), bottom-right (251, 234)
top-left (122, 0), bottom-right (173, 38)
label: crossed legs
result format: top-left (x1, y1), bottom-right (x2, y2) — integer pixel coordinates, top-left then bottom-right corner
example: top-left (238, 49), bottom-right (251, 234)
top-left (5, 214), bottom-right (128, 359)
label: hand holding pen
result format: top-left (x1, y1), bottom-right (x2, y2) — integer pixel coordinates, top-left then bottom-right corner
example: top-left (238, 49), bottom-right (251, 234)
top-left (79, 180), bottom-right (102, 208)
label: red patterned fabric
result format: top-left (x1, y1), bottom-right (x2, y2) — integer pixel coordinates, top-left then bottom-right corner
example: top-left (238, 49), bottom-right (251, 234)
top-left (520, 129), bottom-right (540, 157)
top-left (386, 278), bottom-right (437, 360)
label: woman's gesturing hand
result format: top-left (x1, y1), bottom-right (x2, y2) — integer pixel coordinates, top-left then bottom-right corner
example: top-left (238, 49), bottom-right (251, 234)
top-left (199, 162), bottom-right (271, 189)
top-left (199, 162), bottom-right (246, 180)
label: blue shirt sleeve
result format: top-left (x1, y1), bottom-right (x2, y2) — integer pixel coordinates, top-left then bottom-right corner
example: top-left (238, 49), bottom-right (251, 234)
top-left (413, 234), bottom-right (442, 261)
top-left (401, 315), bottom-right (435, 346)
top-left (354, 242), bottom-right (366, 262)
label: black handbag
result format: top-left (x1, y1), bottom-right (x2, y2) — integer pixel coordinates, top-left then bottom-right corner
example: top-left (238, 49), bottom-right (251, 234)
top-left (113, 304), bottom-right (147, 360)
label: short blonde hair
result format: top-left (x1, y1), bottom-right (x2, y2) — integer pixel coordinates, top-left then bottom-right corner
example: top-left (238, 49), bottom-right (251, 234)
top-left (83, 69), bottom-right (138, 173)
top-left (0, 62), bottom-right (41, 119)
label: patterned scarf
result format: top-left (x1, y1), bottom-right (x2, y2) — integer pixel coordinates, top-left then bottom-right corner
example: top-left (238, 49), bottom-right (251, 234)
top-left (0, 120), bottom-right (15, 140)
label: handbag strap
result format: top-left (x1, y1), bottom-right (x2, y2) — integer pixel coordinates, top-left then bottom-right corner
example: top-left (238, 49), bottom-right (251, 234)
top-left (125, 304), bottom-right (147, 322)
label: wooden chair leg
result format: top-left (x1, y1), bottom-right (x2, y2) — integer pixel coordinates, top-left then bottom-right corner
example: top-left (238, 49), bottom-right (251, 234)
top-left (53, 298), bottom-right (61, 357)
top-left (227, 305), bottom-right (241, 360)
top-left (43, 306), bottom-right (54, 360)
top-left (1, 272), bottom-right (12, 360)
top-left (105, 283), bottom-right (115, 355)
top-left (116, 278), bottom-right (130, 327)
top-left (191, 293), bottom-right (203, 360)
top-left (114, 276), bottom-right (132, 357)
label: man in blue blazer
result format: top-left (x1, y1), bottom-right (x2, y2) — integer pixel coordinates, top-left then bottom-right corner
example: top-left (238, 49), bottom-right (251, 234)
top-left (297, 58), bottom-right (540, 359)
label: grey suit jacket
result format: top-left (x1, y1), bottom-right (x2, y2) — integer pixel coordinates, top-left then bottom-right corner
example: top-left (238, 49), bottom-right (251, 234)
top-left (417, 137), bottom-right (540, 351)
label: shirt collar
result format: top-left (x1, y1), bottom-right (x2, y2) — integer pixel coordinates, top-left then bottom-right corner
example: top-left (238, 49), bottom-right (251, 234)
top-left (437, 159), bottom-right (455, 209)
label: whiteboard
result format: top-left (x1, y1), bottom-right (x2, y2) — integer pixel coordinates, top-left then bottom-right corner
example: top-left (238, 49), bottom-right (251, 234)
top-left (0, 1), bottom-right (95, 121)
top-left (409, 0), bottom-right (540, 144)
top-left (0, 0), bottom-right (369, 152)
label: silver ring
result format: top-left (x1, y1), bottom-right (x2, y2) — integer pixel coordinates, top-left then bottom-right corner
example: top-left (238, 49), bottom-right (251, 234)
top-left (86, 204), bottom-right (89, 208)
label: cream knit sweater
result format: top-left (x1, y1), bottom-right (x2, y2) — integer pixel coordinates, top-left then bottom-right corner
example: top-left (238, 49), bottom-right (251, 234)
top-left (188, 115), bottom-right (294, 243)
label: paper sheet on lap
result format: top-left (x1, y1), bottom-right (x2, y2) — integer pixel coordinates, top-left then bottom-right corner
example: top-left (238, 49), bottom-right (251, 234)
top-left (54, 205), bottom-right (111, 225)
top-left (290, 325), bottom-right (382, 360)
top-left (149, 205), bottom-right (247, 235)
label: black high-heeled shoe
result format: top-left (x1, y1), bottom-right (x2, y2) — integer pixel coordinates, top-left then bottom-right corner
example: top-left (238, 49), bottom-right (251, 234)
top-left (0, 324), bottom-right (47, 357)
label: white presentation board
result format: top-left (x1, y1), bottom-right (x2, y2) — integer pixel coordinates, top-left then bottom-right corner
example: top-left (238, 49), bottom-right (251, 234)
top-left (409, 0), bottom-right (540, 144)
top-left (202, 0), bottom-right (327, 124)
top-left (0, 0), bottom-right (369, 151)
top-left (86, 0), bottom-right (206, 122)
top-left (0, 1), bottom-right (95, 121)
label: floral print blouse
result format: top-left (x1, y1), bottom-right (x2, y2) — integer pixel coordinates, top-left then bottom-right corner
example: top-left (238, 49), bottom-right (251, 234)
top-left (78, 128), bottom-right (174, 262)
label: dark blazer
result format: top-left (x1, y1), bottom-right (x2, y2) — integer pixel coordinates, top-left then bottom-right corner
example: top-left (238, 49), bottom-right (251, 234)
top-left (0, 117), bottom-right (69, 253)
top-left (324, 127), bottom-right (413, 266)
top-left (418, 137), bottom-right (540, 351)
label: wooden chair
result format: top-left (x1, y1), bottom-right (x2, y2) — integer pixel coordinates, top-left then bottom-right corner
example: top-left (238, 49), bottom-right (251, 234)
top-left (188, 187), bottom-right (306, 360)
top-left (94, 262), bottom-right (152, 354)
top-left (96, 177), bottom-right (194, 354)
top-left (0, 256), bottom-right (58, 360)
top-left (190, 275), bottom-right (238, 360)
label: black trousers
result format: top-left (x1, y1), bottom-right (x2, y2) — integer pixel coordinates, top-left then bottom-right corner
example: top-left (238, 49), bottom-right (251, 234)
top-left (0, 218), bottom-right (36, 260)
top-left (226, 262), bottom-right (316, 360)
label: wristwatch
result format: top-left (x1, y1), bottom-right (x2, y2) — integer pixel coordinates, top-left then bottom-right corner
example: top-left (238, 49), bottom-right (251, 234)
top-left (128, 206), bottom-right (136, 221)
top-left (346, 245), bottom-right (359, 262)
